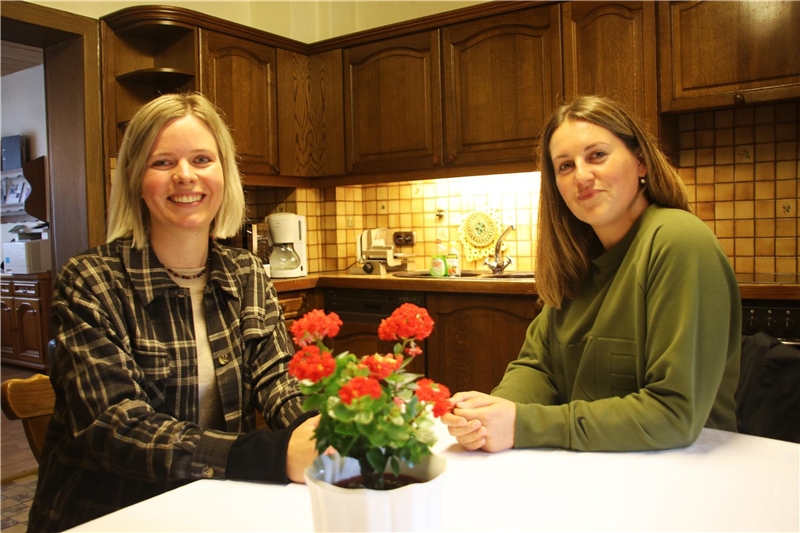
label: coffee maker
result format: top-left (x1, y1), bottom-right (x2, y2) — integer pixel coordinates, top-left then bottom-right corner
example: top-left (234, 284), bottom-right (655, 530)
top-left (266, 213), bottom-right (307, 278)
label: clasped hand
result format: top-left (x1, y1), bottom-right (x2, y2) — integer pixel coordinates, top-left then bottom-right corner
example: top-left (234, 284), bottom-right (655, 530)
top-left (441, 391), bottom-right (516, 452)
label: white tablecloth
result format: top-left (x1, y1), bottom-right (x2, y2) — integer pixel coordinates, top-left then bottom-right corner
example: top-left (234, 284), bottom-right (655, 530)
top-left (69, 423), bottom-right (800, 532)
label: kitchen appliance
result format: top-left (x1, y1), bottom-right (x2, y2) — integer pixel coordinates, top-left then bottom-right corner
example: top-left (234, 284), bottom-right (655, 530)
top-left (349, 227), bottom-right (410, 275)
top-left (266, 213), bottom-right (307, 278)
top-left (3, 239), bottom-right (51, 274)
top-left (741, 299), bottom-right (800, 345)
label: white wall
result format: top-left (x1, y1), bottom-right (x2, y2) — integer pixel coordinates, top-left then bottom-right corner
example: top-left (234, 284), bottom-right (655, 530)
top-left (31, 1), bottom-right (487, 42)
top-left (1, 65), bottom-right (47, 159)
top-left (1, 65), bottom-right (48, 245)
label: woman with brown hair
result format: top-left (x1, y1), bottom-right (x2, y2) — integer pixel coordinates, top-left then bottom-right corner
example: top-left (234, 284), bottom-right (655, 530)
top-left (443, 95), bottom-right (741, 453)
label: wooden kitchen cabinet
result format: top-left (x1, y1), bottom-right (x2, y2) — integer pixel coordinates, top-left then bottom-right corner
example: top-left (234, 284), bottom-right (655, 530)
top-left (441, 4), bottom-right (562, 167)
top-left (343, 31), bottom-right (443, 174)
top-left (275, 286), bottom-right (323, 333)
top-left (562, 1), bottom-right (658, 132)
top-left (276, 48), bottom-right (346, 178)
top-left (201, 30), bottom-right (279, 177)
top-left (1, 274), bottom-right (53, 372)
top-left (426, 293), bottom-right (539, 394)
top-left (659, 1), bottom-right (800, 112)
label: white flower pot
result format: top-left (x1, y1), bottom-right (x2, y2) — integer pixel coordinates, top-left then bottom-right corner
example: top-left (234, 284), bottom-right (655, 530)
top-left (304, 453), bottom-right (447, 532)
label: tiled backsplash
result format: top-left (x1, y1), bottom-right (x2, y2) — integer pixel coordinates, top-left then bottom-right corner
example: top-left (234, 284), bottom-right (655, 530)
top-left (245, 100), bottom-right (799, 283)
top-left (245, 174), bottom-right (541, 274)
top-left (676, 101), bottom-right (799, 283)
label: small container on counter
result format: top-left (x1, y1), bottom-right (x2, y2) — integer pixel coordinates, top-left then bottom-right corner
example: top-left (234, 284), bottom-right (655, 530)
top-left (430, 255), bottom-right (447, 277)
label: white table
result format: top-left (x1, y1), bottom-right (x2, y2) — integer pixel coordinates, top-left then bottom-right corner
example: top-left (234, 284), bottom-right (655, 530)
top-left (69, 423), bottom-right (799, 532)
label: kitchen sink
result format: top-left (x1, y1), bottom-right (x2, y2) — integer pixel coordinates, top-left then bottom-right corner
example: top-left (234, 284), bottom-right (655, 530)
top-left (392, 270), bottom-right (534, 279)
top-left (392, 270), bottom-right (484, 278)
top-left (481, 272), bottom-right (536, 279)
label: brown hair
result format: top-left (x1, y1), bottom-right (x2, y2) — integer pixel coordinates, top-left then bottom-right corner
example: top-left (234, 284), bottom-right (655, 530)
top-left (535, 95), bottom-right (690, 308)
top-left (106, 93), bottom-right (245, 248)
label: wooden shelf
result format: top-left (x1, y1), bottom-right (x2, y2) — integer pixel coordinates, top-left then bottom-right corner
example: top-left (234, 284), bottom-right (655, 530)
top-left (116, 67), bottom-right (194, 86)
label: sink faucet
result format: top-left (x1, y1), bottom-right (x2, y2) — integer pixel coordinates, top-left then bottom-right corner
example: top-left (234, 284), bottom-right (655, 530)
top-left (484, 224), bottom-right (515, 274)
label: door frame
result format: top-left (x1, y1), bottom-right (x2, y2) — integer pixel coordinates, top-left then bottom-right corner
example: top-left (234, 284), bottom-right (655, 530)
top-left (1, 1), bottom-right (104, 271)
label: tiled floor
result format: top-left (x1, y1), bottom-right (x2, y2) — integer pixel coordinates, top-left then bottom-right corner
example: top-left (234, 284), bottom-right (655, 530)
top-left (1, 473), bottom-right (36, 532)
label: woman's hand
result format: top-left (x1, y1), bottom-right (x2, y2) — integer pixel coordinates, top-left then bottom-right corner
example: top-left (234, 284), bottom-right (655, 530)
top-left (286, 415), bottom-right (321, 483)
top-left (441, 391), bottom-right (516, 452)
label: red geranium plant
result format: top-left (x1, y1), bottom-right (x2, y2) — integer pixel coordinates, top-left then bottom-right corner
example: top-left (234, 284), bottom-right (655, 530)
top-left (288, 304), bottom-right (452, 490)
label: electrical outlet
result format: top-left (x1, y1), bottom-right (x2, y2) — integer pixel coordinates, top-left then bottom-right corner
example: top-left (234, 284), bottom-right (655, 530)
top-left (346, 216), bottom-right (354, 228)
top-left (393, 231), bottom-right (416, 247)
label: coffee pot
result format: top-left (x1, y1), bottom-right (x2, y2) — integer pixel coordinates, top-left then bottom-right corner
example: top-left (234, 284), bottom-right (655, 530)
top-left (266, 213), bottom-right (307, 278)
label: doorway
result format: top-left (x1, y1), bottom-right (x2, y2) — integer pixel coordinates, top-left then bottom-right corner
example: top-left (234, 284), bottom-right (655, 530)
top-left (1, 1), bottom-right (104, 271)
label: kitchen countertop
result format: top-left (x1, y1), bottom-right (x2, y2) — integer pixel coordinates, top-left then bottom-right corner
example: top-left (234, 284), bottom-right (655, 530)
top-left (272, 271), bottom-right (800, 300)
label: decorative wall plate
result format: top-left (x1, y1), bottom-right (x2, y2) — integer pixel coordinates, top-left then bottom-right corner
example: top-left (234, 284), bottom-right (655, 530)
top-left (458, 208), bottom-right (502, 262)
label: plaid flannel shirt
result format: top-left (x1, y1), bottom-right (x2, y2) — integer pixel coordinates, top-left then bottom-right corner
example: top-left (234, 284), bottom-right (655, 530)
top-left (29, 238), bottom-right (305, 532)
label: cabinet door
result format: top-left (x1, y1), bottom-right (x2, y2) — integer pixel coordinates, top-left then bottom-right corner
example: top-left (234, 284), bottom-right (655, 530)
top-left (344, 31), bottom-right (443, 174)
top-left (659, 1), bottom-right (800, 111)
top-left (427, 293), bottom-right (539, 394)
top-left (563, 2), bottom-right (658, 132)
top-left (442, 4), bottom-right (562, 167)
top-left (277, 49), bottom-right (345, 177)
top-left (201, 30), bottom-right (279, 176)
top-left (14, 298), bottom-right (45, 366)
top-left (1, 296), bottom-right (16, 359)
top-left (331, 321), bottom-right (426, 376)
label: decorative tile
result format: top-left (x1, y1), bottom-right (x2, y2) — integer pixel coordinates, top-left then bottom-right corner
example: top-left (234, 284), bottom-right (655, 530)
top-left (777, 199), bottom-right (796, 218)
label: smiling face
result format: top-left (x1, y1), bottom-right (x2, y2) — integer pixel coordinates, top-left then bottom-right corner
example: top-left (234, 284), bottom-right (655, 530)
top-left (140, 114), bottom-right (224, 244)
top-left (549, 119), bottom-right (649, 249)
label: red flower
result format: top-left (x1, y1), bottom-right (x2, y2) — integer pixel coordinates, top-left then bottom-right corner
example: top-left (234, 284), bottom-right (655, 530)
top-left (339, 376), bottom-right (382, 405)
top-left (361, 353), bottom-right (402, 380)
top-left (378, 303), bottom-right (434, 344)
top-left (290, 310), bottom-right (343, 347)
top-left (415, 378), bottom-right (452, 417)
top-left (288, 345), bottom-right (336, 382)
top-left (404, 342), bottom-right (423, 358)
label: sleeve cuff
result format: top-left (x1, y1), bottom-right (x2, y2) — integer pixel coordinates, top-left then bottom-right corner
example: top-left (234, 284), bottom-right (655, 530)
top-left (226, 411), bottom-right (317, 483)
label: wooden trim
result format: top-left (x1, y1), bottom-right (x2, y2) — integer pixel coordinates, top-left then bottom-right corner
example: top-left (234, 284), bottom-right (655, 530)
top-left (309, 1), bottom-right (551, 52)
top-left (310, 159), bottom-right (538, 188)
top-left (101, 5), bottom-right (309, 54)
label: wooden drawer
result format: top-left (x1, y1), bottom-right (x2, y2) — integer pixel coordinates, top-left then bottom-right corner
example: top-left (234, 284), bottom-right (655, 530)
top-left (279, 296), bottom-right (305, 320)
top-left (0, 280), bottom-right (11, 295)
top-left (12, 281), bottom-right (40, 298)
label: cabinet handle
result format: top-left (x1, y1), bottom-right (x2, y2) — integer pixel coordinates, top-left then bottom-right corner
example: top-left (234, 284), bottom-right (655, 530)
top-left (271, 164), bottom-right (280, 174)
top-left (431, 156), bottom-right (439, 165)
top-left (446, 154), bottom-right (455, 164)
top-left (733, 92), bottom-right (746, 105)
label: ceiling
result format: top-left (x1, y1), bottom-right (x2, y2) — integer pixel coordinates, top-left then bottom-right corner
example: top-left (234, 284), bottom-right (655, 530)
top-left (2, 41), bottom-right (44, 77)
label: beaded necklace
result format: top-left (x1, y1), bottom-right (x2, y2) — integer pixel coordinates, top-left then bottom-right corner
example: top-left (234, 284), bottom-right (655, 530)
top-left (164, 257), bottom-right (210, 280)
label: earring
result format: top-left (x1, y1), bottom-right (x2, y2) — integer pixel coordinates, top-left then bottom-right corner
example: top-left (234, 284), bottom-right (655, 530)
top-left (639, 177), bottom-right (646, 186)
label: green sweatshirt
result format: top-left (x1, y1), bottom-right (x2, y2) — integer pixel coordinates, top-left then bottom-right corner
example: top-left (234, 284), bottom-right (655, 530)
top-left (492, 205), bottom-right (741, 451)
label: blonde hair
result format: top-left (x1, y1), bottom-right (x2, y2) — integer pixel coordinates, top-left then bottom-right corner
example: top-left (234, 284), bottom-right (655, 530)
top-left (106, 93), bottom-right (245, 248)
top-left (536, 95), bottom-right (690, 309)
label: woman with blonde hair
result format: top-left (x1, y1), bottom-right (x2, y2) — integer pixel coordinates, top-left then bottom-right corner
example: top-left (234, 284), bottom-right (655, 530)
top-left (30, 93), bottom-right (320, 532)
top-left (443, 95), bottom-right (741, 453)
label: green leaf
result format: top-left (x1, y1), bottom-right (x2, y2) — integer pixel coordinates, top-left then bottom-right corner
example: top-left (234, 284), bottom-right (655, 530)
top-left (303, 394), bottom-right (325, 412)
top-left (332, 400), bottom-right (356, 422)
top-left (355, 410), bottom-right (374, 425)
top-left (366, 447), bottom-right (388, 474)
